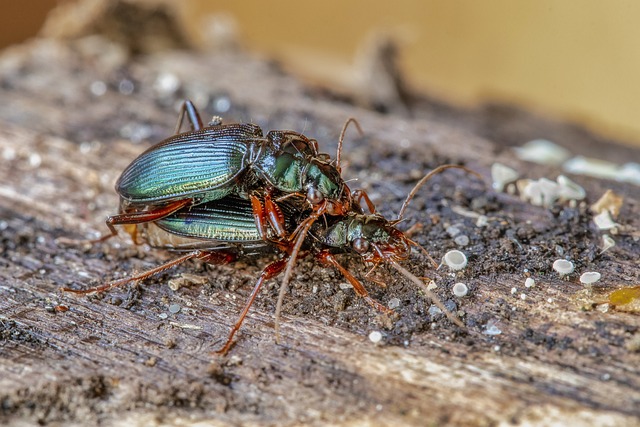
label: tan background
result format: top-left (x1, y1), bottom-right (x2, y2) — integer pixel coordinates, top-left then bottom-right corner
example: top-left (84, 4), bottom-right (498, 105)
top-left (3, 0), bottom-right (639, 147)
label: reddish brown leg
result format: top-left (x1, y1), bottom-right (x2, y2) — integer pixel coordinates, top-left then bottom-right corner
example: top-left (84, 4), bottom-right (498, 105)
top-left (250, 194), bottom-right (270, 240)
top-left (106, 199), bottom-right (192, 241)
top-left (362, 263), bottom-right (388, 288)
top-left (174, 99), bottom-right (204, 134)
top-left (250, 193), bottom-right (298, 242)
top-left (317, 250), bottom-right (392, 314)
top-left (57, 199), bottom-right (192, 246)
top-left (214, 257), bottom-right (289, 355)
top-left (62, 250), bottom-right (234, 295)
top-left (264, 194), bottom-right (287, 238)
top-left (351, 189), bottom-right (377, 214)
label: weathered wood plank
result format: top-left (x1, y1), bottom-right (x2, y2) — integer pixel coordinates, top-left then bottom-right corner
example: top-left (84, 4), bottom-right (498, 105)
top-left (0, 8), bottom-right (639, 426)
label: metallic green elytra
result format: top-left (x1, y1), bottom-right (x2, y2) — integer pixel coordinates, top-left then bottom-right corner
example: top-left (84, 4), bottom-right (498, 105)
top-left (154, 195), bottom-right (267, 244)
top-left (139, 194), bottom-right (300, 257)
top-left (117, 124), bottom-right (264, 204)
top-left (116, 122), bottom-right (351, 214)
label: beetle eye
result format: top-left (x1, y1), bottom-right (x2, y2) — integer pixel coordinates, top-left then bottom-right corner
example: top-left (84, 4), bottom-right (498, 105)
top-left (352, 237), bottom-right (370, 254)
top-left (307, 186), bottom-right (324, 205)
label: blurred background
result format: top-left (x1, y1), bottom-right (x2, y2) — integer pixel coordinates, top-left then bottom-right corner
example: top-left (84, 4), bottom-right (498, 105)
top-left (2, 0), bottom-right (639, 148)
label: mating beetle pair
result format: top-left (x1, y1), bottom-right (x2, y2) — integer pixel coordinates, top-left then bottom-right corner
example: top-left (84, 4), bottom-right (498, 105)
top-left (64, 101), bottom-right (475, 354)
top-left (105, 100), bottom-right (354, 245)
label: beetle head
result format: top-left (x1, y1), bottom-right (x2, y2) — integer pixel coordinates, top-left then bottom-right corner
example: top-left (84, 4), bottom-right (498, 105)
top-left (317, 213), bottom-right (411, 263)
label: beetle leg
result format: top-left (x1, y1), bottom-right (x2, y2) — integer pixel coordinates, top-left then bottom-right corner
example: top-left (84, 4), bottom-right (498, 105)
top-left (106, 199), bottom-right (193, 244)
top-left (249, 194), bottom-right (271, 241)
top-left (316, 250), bottom-right (392, 314)
top-left (214, 257), bottom-right (289, 355)
top-left (273, 191), bottom-right (305, 203)
top-left (56, 199), bottom-right (193, 246)
top-left (61, 250), bottom-right (233, 295)
top-left (264, 194), bottom-right (287, 239)
top-left (251, 192), bottom-right (296, 240)
top-left (174, 99), bottom-right (204, 134)
top-left (351, 189), bottom-right (376, 214)
top-left (362, 262), bottom-right (388, 288)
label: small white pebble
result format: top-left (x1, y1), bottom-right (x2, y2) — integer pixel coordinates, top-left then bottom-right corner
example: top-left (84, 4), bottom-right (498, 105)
top-left (168, 304), bottom-right (181, 314)
top-left (515, 139), bottom-right (570, 165)
top-left (388, 297), bottom-right (401, 309)
top-left (339, 283), bottom-right (353, 290)
top-left (525, 278), bottom-right (535, 288)
top-left (547, 298), bottom-right (554, 304)
top-left (118, 79), bottom-right (134, 95)
top-left (520, 293), bottom-right (527, 300)
top-left (601, 235), bottom-right (615, 253)
top-left (511, 287), bottom-right (517, 295)
top-left (90, 80), bottom-right (107, 96)
top-left (516, 179), bottom-right (533, 199)
top-left (446, 225), bottom-right (461, 237)
top-left (368, 331), bottom-right (383, 343)
top-left (553, 259), bottom-right (574, 277)
top-left (454, 235), bottom-right (470, 247)
top-left (2, 147), bottom-right (16, 161)
top-left (537, 177), bottom-right (561, 207)
top-left (29, 153), bottom-right (42, 168)
top-left (518, 179), bottom-right (538, 204)
top-left (475, 215), bottom-right (489, 227)
top-left (452, 283), bottom-right (468, 297)
top-left (563, 156), bottom-right (619, 181)
top-left (491, 163), bottom-right (519, 192)
top-left (493, 345), bottom-right (501, 352)
top-left (580, 271), bottom-right (601, 285)
top-left (428, 305), bottom-right (442, 316)
top-left (483, 320), bottom-right (502, 335)
top-left (556, 175), bottom-right (586, 201)
top-left (426, 281), bottom-right (438, 291)
top-left (619, 162), bottom-right (640, 184)
top-left (593, 210), bottom-right (619, 231)
top-left (443, 250), bottom-right (468, 271)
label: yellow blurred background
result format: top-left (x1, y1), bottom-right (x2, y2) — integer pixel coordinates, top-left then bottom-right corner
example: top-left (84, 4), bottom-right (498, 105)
top-left (2, 0), bottom-right (639, 147)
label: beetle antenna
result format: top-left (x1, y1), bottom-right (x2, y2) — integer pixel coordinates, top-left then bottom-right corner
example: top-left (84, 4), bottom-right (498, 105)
top-left (396, 165), bottom-right (483, 221)
top-left (384, 254), bottom-right (465, 328)
top-left (406, 237), bottom-right (438, 269)
top-left (336, 118), bottom-right (363, 173)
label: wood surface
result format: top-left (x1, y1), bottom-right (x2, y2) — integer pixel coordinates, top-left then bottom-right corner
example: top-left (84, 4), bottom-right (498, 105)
top-left (1, 2), bottom-right (639, 426)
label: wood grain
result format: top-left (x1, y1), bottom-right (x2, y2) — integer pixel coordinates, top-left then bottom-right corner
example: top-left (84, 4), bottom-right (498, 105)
top-left (1, 5), bottom-right (639, 426)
